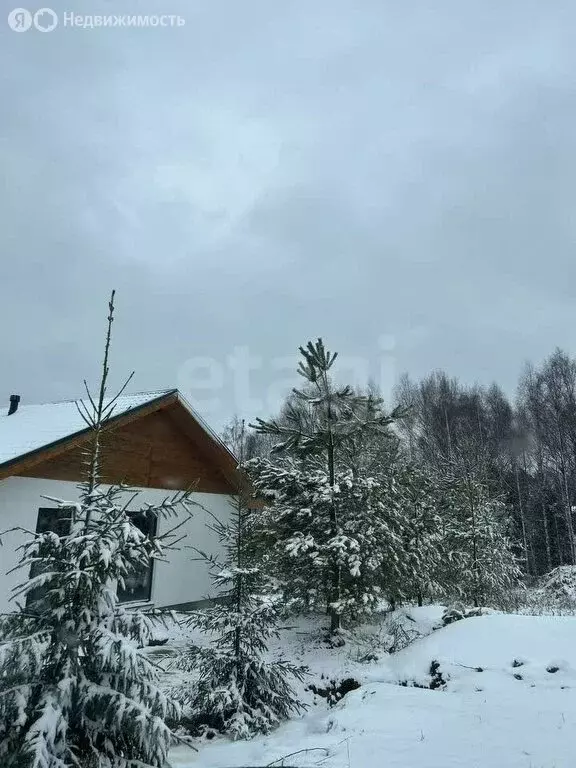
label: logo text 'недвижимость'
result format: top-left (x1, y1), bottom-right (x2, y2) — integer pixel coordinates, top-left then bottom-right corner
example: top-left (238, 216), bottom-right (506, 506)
top-left (7, 8), bottom-right (185, 31)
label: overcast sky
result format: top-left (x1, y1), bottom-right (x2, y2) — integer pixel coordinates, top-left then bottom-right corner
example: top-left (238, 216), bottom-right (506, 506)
top-left (2, 0), bottom-right (576, 429)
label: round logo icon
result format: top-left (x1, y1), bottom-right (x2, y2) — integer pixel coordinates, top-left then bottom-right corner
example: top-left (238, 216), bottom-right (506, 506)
top-left (33, 7), bottom-right (57, 31)
top-left (7, 7), bottom-right (32, 31)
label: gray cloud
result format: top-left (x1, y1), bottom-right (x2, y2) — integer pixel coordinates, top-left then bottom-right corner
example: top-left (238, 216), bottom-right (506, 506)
top-left (2, 0), bottom-right (576, 428)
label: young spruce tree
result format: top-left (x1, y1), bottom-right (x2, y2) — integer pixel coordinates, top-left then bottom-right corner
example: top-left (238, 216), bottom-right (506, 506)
top-left (0, 292), bottom-right (190, 768)
top-left (174, 421), bottom-right (306, 740)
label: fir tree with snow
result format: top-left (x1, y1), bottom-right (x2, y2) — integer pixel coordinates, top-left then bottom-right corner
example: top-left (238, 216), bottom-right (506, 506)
top-left (0, 292), bottom-right (190, 768)
top-left (174, 422), bottom-right (306, 741)
top-left (250, 339), bottom-right (405, 637)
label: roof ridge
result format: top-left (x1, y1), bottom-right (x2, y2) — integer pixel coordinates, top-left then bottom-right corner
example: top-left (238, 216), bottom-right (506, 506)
top-left (0, 388), bottom-right (240, 490)
top-left (6, 388), bottom-right (177, 408)
top-left (175, 391), bottom-right (237, 461)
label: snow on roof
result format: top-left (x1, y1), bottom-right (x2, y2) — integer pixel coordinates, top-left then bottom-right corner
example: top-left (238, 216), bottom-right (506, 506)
top-left (0, 389), bottom-right (176, 468)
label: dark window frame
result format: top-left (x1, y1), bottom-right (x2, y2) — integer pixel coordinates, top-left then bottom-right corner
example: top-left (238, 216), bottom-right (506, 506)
top-left (29, 506), bottom-right (157, 606)
top-left (27, 506), bottom-right (75, 609)
top-left (117, 510), bottom-right (158, 604)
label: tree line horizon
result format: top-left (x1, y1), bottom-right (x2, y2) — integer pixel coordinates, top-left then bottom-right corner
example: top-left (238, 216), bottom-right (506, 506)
top-left (225, 344), bottom-right (576, 580)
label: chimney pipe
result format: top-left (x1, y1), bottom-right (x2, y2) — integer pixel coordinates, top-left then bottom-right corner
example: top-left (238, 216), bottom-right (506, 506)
top-left (8, 394), bottom-right (20, 415)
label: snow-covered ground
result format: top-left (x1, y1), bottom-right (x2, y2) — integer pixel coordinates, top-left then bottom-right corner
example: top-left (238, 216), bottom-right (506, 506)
top-left (164, 608), bottom-right (576, 768)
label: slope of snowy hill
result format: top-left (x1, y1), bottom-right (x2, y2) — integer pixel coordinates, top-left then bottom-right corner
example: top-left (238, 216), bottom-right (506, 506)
top-left (170, 612), bottom-right (576, 768)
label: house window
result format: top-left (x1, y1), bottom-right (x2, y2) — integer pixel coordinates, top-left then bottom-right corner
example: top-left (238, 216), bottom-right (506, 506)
top-left (36, 506), bottom-right (73, 537)
top-left (30, 507), bottom-right (156, 605)
top-left (117, 511), bottom-right (157, 604)
top-left (27, 507), bottom-right (74, 609)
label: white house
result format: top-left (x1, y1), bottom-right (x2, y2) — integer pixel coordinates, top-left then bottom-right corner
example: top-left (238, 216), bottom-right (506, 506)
top-left (0, 389), bottom-right (240, 615)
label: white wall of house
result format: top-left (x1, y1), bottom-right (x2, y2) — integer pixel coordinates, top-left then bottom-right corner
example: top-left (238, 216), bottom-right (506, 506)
top-left (0, 476), bottom-right (233, 616)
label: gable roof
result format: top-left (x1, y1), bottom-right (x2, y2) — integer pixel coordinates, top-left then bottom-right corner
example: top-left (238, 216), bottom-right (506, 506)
top-left (0, 389), bottom-right (240, 488)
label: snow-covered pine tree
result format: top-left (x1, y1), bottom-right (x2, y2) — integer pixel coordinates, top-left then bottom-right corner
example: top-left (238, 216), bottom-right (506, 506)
top-left (174, 421), bottom-right (306, 740)
top-left (250, 339), bottom-right (405, 637)
top-left (389, 464), bottom-right (448, 607)
top-left (247, 458), bottom-right (407, 624)
top-left (339, 383), bottom-right (401, 478)
top-left (0, 291), bottom-right (190, 768)
top-left (437, 471), bottom-right (522, 606)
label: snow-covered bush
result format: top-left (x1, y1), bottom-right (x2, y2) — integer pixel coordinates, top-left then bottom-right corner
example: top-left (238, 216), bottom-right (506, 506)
top-left (440, 605), bottom-right (489, 627)
top-left (352, 614), bottom-right (424, 660)
top-left (539, 566), bottom-right (576, 603)
top-left (513, 567), bottom-right (576, 616)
